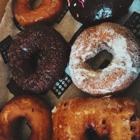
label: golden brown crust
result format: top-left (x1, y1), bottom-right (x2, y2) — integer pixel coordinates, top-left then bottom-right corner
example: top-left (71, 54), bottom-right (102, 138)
top-left (52, 97), bottom-right (140, 140)
top-left (13, 0), bottom-right (64, 27)
top-left (0, 135), bottom-right (8, 140)
top-left (0, 95), bottom-right (52, 140)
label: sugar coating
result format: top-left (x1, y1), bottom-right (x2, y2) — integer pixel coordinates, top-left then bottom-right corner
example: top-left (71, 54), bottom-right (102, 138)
top-left (69, 22), bottom-right (140, 96)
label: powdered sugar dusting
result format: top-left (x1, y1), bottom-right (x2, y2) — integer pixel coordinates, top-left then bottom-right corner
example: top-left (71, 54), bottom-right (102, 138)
top-left (69, 22), bottom-right (140, 95)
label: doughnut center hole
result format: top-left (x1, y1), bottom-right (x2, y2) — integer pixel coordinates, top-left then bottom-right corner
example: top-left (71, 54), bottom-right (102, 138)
top-left (29, 0), bottom-right (42, 9)
top-left (85, 126), bottom-right (99, 140)
top-left (86, 50), bottom-right (113, 71)
top-left (11, 117), bottom-right (31, 140)
top-left (85, 125), bottom-right (110, 140)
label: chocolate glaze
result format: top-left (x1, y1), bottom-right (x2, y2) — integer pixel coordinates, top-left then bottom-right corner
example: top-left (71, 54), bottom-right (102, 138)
top-left (8, 25), bottom-right (70, 93)
top-left (68, 0), bottom-right (134, 26)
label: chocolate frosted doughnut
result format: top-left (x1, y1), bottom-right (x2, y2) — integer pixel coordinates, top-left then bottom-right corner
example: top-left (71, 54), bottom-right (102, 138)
top-left (8, 25), bottom-right (70, 93)
top-left (67, 0), bottom-right (134, 26)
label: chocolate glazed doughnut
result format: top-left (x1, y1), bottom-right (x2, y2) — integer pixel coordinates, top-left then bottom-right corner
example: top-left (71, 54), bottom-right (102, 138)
top-left (67, 0), bottom-right (134, 26)
top-left (8, 25), bottom-right (70, 93)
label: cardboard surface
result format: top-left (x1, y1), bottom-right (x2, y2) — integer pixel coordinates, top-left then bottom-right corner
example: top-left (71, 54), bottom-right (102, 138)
top-left (0, 0), bottom-right (8, 22)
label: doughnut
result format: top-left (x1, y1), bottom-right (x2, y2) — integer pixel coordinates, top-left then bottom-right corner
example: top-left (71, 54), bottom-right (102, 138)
top-left (0, 135), bottom-right (8, 140)
top-left (67, 0), bottom-right (134, 26)
top-left (69, 22), bottom-right (140, 96)
top-left (13, 0), bottom-right (65, 27)
top-left (0, 95), bottom-right (52, 140)
top-left (52, 97), bottom-right (140, 140)
top-left (8, 25), bottom-right (70, 93)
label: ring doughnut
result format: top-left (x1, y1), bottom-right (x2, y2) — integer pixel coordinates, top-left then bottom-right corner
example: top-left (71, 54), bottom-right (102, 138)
top-left (0, 135), bottom-right (8, 140)
top-left (8, 25), bottom-right (70, 93)
top-left (0, 95), bottom-right (52, 140)
top-left (52, 97), bottom-right (140, 139)
top-left (67, 0), bottom-right (133, 26)
top-left (69, 22), bottom-right (140, 96)
top-left (13, 0), bottom-right (65, 27)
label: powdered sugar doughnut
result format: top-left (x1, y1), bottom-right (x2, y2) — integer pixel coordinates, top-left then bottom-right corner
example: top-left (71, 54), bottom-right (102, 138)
top-left (69, 22), bottom-right (140, 96)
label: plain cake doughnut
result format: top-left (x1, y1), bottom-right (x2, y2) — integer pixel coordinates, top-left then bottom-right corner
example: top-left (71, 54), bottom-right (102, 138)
top-left (0, 95), bottom-right (52, 140)
top-left (69, 22), bottom-right (140, 96)
top-left (52, 97), bottom-right (140, 140)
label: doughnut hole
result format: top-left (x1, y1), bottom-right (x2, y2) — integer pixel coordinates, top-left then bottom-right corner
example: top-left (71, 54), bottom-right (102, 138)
top-left (29, 0), bottom-right (43, 9)
top-left (20, 49), bottom-right (43, 77)
top-left (85, 123), bottom-right (110, 140)
top-left (9, 117), bottom-right (31, 140)
top-left (21, 54), bottom-right (38, 78)
top-left (85, 125), bottom-right (99, 140)
top-left (85, 50), bottom-right (113, 71)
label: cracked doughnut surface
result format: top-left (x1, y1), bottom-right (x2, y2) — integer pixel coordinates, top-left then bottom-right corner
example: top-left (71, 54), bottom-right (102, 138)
top-left (52, 97), bottom-right (140, 140)
top-left (8, 25), bottom-right (70, 93)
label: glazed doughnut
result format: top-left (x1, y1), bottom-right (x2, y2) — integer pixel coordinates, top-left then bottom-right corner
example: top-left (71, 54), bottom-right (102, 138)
top-left (69, 22), bottom-right (140, 96)
top-left (0, 95), bottom-right (52, 140)
top-left (67, 0), bottom-right (133, 26)
top-left (8, 25), bottom-right (70, 93)
top-left (13, 0), bottom-right (65, 27)
top-left (52, 97), bottom-right (140, 140)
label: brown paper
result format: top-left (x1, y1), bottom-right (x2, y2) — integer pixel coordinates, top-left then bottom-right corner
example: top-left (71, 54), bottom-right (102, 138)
top-left (0, 0), bottom-right (8, 22)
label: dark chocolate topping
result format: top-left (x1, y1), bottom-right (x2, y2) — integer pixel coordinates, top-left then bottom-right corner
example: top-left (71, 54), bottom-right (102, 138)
top-left (8, 25), bottom-right (70, 93)
top-left (68, 0), bottom-right (134, 26)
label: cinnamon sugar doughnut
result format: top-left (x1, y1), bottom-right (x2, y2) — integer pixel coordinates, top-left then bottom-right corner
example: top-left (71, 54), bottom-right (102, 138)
top-left (13, 0), bottom-right (65, 27)
top-left (69, 22), bottom-right (140, 96)
top-left (0, 95), bottom-right (52, 140)
top-left (52, 97), bottom-right (140, 140)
